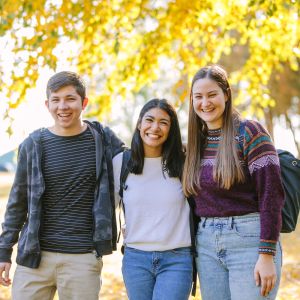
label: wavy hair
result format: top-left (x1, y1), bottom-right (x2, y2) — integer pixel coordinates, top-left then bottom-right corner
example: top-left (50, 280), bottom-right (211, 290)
top-left (182, 65), bottom-right (244, 195)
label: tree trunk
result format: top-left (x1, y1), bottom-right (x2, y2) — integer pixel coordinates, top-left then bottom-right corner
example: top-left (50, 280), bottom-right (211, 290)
top-left (284, 112), bottom-right (300, 158)
top-left (264, 108), bottom-right (274, 140)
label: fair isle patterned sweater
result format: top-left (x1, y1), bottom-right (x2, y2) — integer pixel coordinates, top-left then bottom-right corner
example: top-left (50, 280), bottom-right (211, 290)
top-left (194, 119), bottom-right (285, 255)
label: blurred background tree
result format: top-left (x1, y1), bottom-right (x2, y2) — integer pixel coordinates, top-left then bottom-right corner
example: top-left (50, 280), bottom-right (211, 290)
top-left (0, 0), bottom-right (299, 153)
top-left (0, 2), bottom-right (300, 297)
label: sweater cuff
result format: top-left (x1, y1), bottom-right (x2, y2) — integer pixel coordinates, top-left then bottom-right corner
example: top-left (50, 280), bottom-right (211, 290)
top-left (259, 240), bottom-right (277, 256)
top-left (0, 248), bottom-right (13, 263)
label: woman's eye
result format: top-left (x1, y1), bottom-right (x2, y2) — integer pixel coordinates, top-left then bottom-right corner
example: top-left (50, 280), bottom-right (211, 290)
top-left (160, 122), bottom-right (168, 126)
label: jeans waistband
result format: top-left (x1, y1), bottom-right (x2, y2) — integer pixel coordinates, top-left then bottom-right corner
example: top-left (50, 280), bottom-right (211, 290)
top-left (125, 246), bottom-right (192, 253)
top-left (200, 212), bottom-right (260, 228)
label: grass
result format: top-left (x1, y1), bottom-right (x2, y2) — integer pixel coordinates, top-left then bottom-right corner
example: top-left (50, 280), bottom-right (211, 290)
top-left (0, 172), bottom-right (299, 299)
top-left (0, 173), bottom-right (13, 199)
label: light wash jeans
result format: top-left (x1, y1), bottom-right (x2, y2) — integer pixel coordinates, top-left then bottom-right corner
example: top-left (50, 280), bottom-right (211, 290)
top-left (196, 213), bottom-right (282, 300)
top-left (122, 246), bottom-right (193, 300)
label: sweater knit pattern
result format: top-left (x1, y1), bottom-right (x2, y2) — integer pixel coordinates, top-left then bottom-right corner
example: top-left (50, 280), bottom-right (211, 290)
top-left (194, 120), bottom-right (285, 255)
top-left (248, 155), bottom-right (279, 175)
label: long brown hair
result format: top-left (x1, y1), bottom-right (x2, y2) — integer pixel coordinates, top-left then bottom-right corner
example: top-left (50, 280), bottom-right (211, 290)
top-left (182, 65), bottom-right (245, 196)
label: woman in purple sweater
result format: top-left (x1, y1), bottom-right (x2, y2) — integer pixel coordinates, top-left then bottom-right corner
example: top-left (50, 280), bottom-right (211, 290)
top-left (182, 65), bottom-right (284, 300)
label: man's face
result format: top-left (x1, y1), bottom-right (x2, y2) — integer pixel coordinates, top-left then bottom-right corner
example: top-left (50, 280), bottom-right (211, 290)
top-left (45, 85), bottom-right (88, 135)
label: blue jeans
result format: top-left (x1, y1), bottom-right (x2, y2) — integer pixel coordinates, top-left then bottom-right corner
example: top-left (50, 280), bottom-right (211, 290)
top-left (122, 246), bottom-right (193, 300)
top-left (196, 213), bottom-right (282, 300)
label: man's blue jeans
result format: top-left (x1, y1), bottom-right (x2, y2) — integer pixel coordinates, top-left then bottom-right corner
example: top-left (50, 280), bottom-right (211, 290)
top-left (196, 213), bottom-right (282, 300)
top-left (122, 246), bottom-right (193, 300)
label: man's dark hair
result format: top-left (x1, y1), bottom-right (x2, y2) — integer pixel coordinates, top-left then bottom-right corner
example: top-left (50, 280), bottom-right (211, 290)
top-left (46, 71), bottom-right (86, 101)
top-left (130, 98), bottom-right (185, 178)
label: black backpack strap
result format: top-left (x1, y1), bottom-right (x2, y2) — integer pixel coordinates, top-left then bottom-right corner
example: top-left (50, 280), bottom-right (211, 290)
top-left (186, 196), bottom-right (198, 256)
top-left (187, 196), bottom-right (199, 296)
top-left (117, 149), bottom-right (132, 249)
top-left (119, 149), bottom-right (132, 199)
top-left (86, 120), bottom-right (105, 138)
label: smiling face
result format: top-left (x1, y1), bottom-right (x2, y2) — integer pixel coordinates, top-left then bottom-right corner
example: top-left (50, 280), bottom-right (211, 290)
top-left (138, 107), bottom-right (171, 157)
top-left (192, 77), bottom-right (227, 129)
top-left (45, 85), bottom-right (88, 136)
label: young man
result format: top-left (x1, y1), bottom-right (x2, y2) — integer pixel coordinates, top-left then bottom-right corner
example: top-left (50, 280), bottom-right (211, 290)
top-left (0, 71), bottom-right (124, 299)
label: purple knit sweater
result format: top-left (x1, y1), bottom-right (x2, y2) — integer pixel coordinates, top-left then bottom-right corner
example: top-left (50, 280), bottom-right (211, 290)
top-left (194, 120), bottom-right (285, 255)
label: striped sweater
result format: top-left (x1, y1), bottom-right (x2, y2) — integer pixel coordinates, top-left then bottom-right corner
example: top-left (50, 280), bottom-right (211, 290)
top-left (194, 119), bottom-right (285, 255)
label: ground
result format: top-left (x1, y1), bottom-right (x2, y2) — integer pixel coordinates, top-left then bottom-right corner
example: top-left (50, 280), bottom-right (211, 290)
top-left (0, 172), bottom-right (299, 299)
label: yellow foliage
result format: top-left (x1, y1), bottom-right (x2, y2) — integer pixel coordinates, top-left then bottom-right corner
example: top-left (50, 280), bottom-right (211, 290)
top-left (0, 0), bottom-right (300, 120)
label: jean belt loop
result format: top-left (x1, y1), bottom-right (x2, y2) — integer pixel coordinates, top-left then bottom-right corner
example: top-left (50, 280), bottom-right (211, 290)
top-left (229, 216), bottom-right (234, 229)
top-left (202, 217), bottom-right (207, 228)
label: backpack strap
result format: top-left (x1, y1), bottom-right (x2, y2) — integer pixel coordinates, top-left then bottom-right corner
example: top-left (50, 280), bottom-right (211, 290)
top-left (117, 149), bottom-right (132, 248)
top-left (186, 197), bottom-right (198, 256)
top-left (119, 149), bottom-right (132, 200)
top-left (186, 196), bottom-right (199, 296)
top-left (86, 120), bottom-right (105, 139)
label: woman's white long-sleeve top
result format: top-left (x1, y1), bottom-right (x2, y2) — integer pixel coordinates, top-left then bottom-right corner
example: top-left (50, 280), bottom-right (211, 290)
top-left (113, 152), bottom-right (191, 251)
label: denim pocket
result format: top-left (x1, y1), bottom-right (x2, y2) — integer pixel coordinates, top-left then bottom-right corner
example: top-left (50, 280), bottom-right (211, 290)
top-left (196, 221), bottom-right (205, 235)
top-left (233, 219), bottom-right (260, 238)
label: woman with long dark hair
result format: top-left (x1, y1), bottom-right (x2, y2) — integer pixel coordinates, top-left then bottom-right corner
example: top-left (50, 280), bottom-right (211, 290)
top-left (113, 99), bottom-right (192, 300)
top-left (183, 65), bottom-right (284, 299)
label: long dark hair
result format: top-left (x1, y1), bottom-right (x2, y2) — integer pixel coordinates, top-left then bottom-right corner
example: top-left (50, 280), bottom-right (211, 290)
top-left (130, 98), bottom-right (184, 178)
top-left (183, 65), bottom-right (244, 195)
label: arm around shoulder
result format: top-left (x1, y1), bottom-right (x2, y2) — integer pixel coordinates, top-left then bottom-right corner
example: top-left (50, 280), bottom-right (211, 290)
top-left (103, 126), bottom-right (125, 157)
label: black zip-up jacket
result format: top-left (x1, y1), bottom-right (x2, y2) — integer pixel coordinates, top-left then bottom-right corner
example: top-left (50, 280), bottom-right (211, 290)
top-left (0, 121), bottom-right (124, 268)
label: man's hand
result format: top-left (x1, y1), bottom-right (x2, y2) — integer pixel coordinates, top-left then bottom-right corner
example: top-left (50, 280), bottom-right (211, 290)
top-left (0, 262), bottom-right (11, 286)
top-left (254, 254), bottom-right (277, 297)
